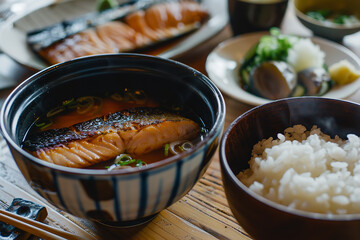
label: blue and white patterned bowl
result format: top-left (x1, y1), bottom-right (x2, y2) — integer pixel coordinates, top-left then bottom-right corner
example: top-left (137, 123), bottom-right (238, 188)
top-left (0, 54), bottom-right (225, 226)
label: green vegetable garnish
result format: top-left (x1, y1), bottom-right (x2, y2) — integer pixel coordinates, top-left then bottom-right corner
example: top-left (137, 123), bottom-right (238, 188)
top-left (164, 143), bottom-right (169, 156)
top-left (306, 10), bottom-right (360, 25)
top-left (115, 154), bottom-right (136, 166)
top-left (62, 98), bottom-right (76, 108)
top-left (306, 10), bottom-right (331, 21)
top-left (46, 106), bottom-right (65, 118)
top-left (35, 118), bottom-right (53, 130)
top-left (239, 27), bottom-right (298, 89)
top-left (97, 0), bottom-right (117, 12)
top-left (136, 160), bottom-right (147, 168)
top-left (334, 15), bottom-right (349, 24)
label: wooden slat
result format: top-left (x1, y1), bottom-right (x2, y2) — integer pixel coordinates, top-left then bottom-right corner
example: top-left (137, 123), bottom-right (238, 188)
top-left (168, 198), bottom-right (251, 240)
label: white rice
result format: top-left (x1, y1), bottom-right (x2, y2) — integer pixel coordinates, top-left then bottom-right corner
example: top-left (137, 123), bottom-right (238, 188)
top-left (238, 125), bottom-right (360, 215)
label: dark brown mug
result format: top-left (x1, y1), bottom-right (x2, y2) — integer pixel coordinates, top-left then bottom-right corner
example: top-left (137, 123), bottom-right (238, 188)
top-left (228, 0), bottom-right (289, 36)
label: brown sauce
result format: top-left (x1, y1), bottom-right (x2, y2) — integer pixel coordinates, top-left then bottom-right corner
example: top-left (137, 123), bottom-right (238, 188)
top-left (25, 91), bottom-right (201, 170)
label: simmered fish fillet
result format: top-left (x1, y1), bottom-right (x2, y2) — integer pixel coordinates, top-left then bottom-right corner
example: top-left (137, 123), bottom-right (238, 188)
top-left (23, 108), bottom-right (200, 168)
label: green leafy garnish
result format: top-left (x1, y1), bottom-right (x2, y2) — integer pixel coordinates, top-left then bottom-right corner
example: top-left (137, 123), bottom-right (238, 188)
top-left (240, 27), bottom-right (298, 89)
top-left (334, 15), bottom-right (350, 24)
top-left (306, 10), bottom-right (360, 25)
top-left (97, 0), bottom-right (117, 12)
top-left (306, 10), bottom-right (331, 21)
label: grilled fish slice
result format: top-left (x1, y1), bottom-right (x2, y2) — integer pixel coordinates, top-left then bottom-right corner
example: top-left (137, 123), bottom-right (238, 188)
top-left (30, 1), bottom-right (209, 65)
top-left (23, 107), bottom-right (200, 168)
top-left (96, 22), bottom-right (139, 52)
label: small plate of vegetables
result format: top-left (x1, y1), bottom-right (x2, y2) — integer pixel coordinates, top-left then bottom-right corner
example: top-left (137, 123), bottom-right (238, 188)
top-left (205, 29), bottom-right (360, 106)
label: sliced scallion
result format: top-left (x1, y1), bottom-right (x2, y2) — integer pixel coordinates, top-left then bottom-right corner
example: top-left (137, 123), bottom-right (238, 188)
top-left (115, 154), bottom-right (135, 166)
top-left (46, 106), bottom-right (65, 118)
top-left (136, 160), bottom-right (147, 168)
top-left (35, 118), bottom-right (53, 130)
top-left (169, 140), bottom-right (193, 155)
top-left (164, 143), bottom-right (170, 156)
top-left (181, 141), bottom-right (193, 151)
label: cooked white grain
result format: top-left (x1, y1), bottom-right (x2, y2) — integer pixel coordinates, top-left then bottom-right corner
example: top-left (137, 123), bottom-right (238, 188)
top-left (238, 125), bottom-right (360, 215)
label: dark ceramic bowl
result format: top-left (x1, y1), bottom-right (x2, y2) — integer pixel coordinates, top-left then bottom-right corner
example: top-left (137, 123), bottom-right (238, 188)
top-left (293, 0), bottom-right (360, 41)
top-left (0, 54), bottom-right (225, 226)
top-left (220, 97), bottom-right (360, 240)
top-left (228, 0), bottom-right (288, 36)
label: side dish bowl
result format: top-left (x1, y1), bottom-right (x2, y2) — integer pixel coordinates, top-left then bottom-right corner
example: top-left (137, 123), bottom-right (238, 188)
top-left (220, 97), bottom-right (360, 239)
top-left (0, 53), bottom-right (225, 227)
top-left (293, 0), bottom-right (360, 41)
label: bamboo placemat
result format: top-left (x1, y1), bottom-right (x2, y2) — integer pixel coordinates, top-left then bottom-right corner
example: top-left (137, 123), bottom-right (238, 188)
top-left (0, 104), bottom-right (252, 240)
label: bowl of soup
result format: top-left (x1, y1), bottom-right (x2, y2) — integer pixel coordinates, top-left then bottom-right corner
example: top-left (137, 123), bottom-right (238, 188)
top-left (0, 53), bottom-right (225, 227)
top-left (293, 0), bottom-right (360, 41)
top-left (220, 97), bottom-right (360, 239)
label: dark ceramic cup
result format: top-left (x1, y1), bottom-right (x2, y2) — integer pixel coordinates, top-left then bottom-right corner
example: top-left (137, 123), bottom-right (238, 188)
top-left (228, 0), bottom-right (289, 36)
top-left (0, 53), bottom-right (225, 227)
top-left (220, 97), bottom-right (360, 240)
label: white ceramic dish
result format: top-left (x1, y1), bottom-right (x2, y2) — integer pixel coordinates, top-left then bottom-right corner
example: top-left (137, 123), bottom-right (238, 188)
top-left (206, 32), bottom-right (360, 106)
top-left (0, 0), bottom-right (227, 70)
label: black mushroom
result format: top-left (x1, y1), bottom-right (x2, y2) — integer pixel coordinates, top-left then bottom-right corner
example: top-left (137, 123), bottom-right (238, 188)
top-left (250, 61), bottom-right (297, 100)
top-left (297, 67), bottom-right (332, 96)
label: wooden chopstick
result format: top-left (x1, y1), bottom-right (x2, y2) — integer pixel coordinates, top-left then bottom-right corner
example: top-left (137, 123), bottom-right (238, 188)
top-left (0, 209), bottom-right (87, 240)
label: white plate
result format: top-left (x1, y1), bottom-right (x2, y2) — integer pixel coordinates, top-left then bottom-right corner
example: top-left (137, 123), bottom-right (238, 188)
top-left (206, 32), bottom-right (360, 106)
top-left (0, 0), bottom-right (227, 70)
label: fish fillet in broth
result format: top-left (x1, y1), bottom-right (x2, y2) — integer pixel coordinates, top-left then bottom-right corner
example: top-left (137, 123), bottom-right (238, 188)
top-left (23, 107), bottom-right (200, 168)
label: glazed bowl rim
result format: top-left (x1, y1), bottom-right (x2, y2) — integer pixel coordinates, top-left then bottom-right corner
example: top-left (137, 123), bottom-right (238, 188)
top-left (220, 96), bottom-right (360, 221)
top-left (292, 0), bottom-right (360, 30)
top-left (0, 53), bottom-right (226, 176)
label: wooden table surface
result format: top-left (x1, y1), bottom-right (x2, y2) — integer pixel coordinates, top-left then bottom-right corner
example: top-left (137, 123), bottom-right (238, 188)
top-left (0, 3), bottom-right (360, 240)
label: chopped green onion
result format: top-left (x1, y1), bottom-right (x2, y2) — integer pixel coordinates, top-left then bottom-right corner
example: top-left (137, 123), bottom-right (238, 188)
top-left (62, 98), bottom-right (76, 107)
top-left (76, 96), bottom-right (95, 114)
top-left (118, 159), bottom-right (136, 166)
top-left (46, 106), bottom-right (65, 118)
top-left (39, 122), bottom-right (53, 130)
top-left (115, 154), bottom-right (135, 166)
top-left (164, 143), bottom-right (170, 156)
top-left (180, 142), bottom-right (193, 152)
top-left (76, 96), bottom-right (103, 115)
top-left (35, 118), bottom-right (53, 130)
top-left (169, 140), bottom-right (193, 155)
top-left (136, 160), bottom-right (147, 168)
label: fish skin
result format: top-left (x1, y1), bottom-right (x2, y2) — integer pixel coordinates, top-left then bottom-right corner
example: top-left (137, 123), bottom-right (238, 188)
top-left (23, 107), bottom-right (200, 168)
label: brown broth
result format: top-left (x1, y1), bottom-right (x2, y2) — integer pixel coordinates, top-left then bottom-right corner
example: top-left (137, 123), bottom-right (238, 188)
top-left (25, 91), bottom-right (203, 170)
